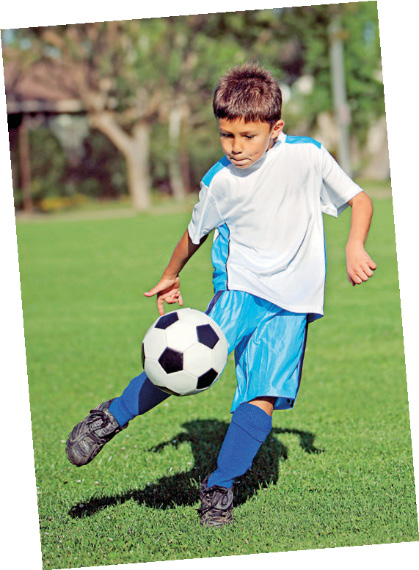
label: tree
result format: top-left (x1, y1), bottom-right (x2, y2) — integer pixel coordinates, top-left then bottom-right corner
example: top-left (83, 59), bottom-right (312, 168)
top-left (4, 15), bottom-right (249, 208)
top-left (276, 2), bottom-right (385, 141)
top-left (5, 20), bottom-right (208, 210)
top-left (4, 6), bottom-right (384, 210)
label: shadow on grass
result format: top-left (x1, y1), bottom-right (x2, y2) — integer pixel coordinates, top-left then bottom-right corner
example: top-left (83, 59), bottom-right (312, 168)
top-left (69, 419), bottom-right (323, 519)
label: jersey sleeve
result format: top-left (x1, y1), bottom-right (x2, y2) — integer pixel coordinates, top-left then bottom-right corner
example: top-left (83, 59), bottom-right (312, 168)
top-left (187, 182), bottom-right (224, 244)
top-left (320, 146), bottom-right (363, 217)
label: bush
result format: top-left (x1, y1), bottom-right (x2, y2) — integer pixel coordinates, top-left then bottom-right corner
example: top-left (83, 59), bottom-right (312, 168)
top-left (37, 193), bottom-right (90, 213)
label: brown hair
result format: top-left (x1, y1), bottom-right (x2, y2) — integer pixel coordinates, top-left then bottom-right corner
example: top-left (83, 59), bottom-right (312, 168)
top-left (213, 63), bottom-right (282, 126)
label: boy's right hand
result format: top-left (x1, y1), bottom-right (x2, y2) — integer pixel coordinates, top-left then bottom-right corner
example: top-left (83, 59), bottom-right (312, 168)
top-left (143, 229), bottom-right (205, 315)
top-left (144, 276), bottom-right (183, 316)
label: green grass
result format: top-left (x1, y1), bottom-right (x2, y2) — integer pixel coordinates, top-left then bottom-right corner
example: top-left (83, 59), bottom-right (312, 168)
top-left (15, 194), bottom-right (418, 569)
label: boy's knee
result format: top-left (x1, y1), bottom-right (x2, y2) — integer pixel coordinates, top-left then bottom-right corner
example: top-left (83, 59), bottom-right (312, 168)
top-left (248, 396), bottom-right (277, 417)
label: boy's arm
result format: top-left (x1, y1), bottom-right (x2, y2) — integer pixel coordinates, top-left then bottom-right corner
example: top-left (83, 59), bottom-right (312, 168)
top-left (345, 191), bottom-right (377, 286)
top-left (144, 229), bottom-right (208, 315)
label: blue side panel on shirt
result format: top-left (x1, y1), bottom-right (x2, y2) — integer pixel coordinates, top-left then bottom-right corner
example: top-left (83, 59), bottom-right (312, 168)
top-left (200, 156), bottom-right (231, 293)
top-left (201, 155), bottom-right (231, 187)
top-left (212, 224), bottom-right (230, 293)
top-left (285, 135), bottom-right (321, 149)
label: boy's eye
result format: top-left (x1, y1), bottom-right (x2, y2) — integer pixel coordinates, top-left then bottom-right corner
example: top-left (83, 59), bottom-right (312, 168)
top-left (219, 133), bottom-right (255, 139)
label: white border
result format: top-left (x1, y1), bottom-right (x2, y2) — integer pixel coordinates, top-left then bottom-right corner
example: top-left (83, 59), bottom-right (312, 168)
top-left (1, 2), bottom-right (417, 569)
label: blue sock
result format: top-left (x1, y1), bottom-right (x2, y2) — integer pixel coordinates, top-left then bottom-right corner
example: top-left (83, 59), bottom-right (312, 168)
top-left (207, 402), bottom-right (272, 489)
top-left (109, 372), bottom-right (170, 427)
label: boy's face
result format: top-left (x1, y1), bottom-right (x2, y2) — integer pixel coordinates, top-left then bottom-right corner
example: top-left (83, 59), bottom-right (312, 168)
top-left (218, 117), bottom-right (284, 169)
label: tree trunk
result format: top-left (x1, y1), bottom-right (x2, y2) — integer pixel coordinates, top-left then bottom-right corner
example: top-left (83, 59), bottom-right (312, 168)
top-left (179, 102), bottom-right (191, 194)
top-left (18, 118), bottom-right (33, 213)
top-left (90, 111), bottom-right (152, 211)
top-left (329, 13), bottom-right (352, 176)
top-left (168, 104), bottom-right (187, 201)
top-left (128, 122), bottom-right (151, 211)
top-left (180, 143), bottom-right (191, 194)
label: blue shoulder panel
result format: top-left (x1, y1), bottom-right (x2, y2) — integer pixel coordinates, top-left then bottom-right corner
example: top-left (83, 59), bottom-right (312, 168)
top-left (202, 155), bottom-right (231, 187)
top-left (285, 135), bottom-right (321, 149)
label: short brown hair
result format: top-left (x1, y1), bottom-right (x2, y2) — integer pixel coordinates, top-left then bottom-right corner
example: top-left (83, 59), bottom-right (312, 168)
top-left (213, 63), bottom-right (282, 125)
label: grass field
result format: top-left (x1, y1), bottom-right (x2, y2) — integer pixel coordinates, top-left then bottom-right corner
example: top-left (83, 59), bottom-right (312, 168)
top-left (15, 192), bottom-right (418, 569)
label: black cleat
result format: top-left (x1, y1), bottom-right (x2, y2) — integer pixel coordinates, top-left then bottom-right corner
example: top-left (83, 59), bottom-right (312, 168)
top-left (198, 476), bottom-right (234, 528)
top-left (66, 400), bottom-right (127, 466)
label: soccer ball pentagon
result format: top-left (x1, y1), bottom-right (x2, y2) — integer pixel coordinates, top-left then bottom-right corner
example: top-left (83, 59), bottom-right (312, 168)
top-left (142, 308), bottom-right (228, 396)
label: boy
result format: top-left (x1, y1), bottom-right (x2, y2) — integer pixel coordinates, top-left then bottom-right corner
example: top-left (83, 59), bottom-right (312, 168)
top-left (66, 63), bottom-right (376, 528)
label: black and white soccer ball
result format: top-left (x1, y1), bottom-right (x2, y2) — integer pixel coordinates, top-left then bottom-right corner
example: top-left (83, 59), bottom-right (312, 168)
top-left (142, 308), bottom-right (228, 396)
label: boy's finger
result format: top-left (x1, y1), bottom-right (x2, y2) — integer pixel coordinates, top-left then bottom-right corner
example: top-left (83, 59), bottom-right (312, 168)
top-left (144, 290), bottom-right (154, 297)
top-left (144, 287), bottom-right (159, 297)
top-left (144, 284), bottom-right (167, 298)
top-left (157, 296), bottom-right (165, 315)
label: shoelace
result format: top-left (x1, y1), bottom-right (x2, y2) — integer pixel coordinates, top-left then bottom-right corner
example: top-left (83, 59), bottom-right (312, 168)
top-left (199, 487), bottom-right (231, 514)
top-left (87, 409), bottom-right (109, 428)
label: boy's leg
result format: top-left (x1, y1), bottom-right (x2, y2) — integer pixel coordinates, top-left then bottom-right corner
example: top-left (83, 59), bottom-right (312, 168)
top-left (66, 372), bottom-right (170, 466)
top-left (214, 308), bottom-right (307, 488)
top-left (207, 400), bottom-right (273, 489)
top-left (199, 302), bottom-right (308, 527)
top-left (108, 372), bottom-right (170, 426)
top-left (199, 399), bottom-right (273, 527)
top-left (65, 290), bottom-right (242, 469)
top-left (66, 290), bottom-right (248, 469)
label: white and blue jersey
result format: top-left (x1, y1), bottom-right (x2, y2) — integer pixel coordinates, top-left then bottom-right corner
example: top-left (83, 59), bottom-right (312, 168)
top-left (188, 131), bottom-right (362, 321)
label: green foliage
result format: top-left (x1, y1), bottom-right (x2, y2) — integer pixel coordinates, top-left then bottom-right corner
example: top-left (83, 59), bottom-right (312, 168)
top-left (74, 130), bottom-right (128, 198)
top-left (28, 126), bottom-right (67, 201)
top-left (12, 125), bottom-right (128, 210)
top-left (342, 2), bottom-right (385, 141)
top-left (277, 2), bottom-right (384, 139)
top-left (6, 4), bottom-right (386, 206)
top-left (15, 194), bottom-right (418, 568)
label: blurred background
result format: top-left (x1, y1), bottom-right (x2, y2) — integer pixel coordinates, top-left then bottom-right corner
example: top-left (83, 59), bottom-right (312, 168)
top-left (1, 1), bottom-right (388, 215)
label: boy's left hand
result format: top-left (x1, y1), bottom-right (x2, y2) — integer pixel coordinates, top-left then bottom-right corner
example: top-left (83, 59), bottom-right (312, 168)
top-left (345, 241), bottom-right (377, 286)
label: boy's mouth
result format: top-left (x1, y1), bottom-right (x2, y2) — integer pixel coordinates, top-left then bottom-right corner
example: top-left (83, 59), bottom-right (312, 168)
top-left (229, 156), bottom-right (249, 166)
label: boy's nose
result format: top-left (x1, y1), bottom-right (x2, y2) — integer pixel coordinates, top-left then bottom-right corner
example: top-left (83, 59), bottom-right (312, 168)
top-left (231, 139), bottom-right (243, 154)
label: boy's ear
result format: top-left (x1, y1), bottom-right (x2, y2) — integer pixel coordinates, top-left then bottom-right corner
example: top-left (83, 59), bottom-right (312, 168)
top-left (272, 120), bottom-right (285, 137)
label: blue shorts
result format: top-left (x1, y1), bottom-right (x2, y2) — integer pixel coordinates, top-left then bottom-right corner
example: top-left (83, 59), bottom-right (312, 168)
top-left (206, 291), bottom-right (308, 413)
